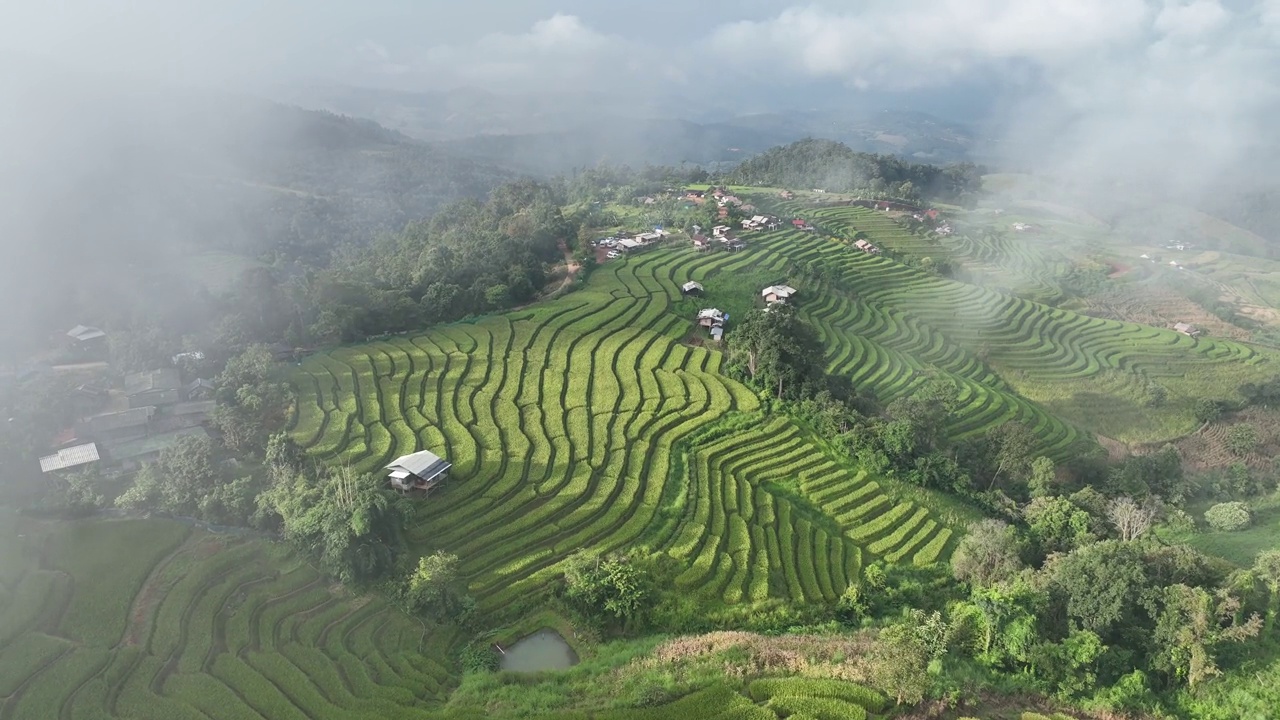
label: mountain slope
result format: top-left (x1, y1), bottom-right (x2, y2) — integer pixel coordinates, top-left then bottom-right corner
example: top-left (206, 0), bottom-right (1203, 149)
top-left (0, 78), bottom-right (513, 347)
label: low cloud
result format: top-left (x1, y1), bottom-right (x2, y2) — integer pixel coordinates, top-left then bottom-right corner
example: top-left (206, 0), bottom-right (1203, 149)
top-left (711, 1), bottom-right (1280, 198)
top-left (353, 14), bottom-right (653, 94)
top-left (709, 1), bottom-right (1151, 88)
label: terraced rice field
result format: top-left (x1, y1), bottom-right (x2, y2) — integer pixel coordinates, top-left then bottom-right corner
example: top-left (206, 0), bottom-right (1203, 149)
top-left (774, 201), bottom-right (1074, 304)
top-left (0, 512), bottom-right (458, 720)
top-left (743, 213), bottom-right (1275, 442)
top-left (289, 241), bottom-right (963, 620)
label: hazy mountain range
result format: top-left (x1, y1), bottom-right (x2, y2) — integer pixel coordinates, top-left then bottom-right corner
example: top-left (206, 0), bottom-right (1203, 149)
top-left (273, 84), bottom-right (981, 173)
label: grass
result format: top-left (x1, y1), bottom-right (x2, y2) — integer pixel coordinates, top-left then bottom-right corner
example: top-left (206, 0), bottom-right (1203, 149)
top-left (1163, 496), bottom-right (1280, 567)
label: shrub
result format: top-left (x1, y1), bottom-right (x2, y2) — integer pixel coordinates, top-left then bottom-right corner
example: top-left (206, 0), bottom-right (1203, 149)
top-left (1227, 423), bottom-right (1260, 456)
top-left (1205, 502), bottom-right (1251, 532)
top-left (458, 642), bottom-right (499, 673)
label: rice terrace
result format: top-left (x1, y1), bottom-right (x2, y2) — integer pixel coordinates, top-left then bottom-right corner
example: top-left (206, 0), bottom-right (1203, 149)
top-left (7, 177), bottom-right (1280, 720)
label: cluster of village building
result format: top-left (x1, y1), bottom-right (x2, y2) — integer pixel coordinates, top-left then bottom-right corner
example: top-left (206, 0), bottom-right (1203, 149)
top-left (36, 326), bottom-right (218, 477)
top-left (682, 279), bottom-right (800, 346)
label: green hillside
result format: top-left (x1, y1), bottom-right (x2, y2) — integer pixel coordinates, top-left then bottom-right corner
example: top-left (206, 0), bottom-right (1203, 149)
top-left (289, 241), bottom-right (962, 621)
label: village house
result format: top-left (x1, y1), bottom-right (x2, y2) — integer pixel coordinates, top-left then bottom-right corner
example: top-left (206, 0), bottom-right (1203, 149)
top-left (67, 324), bottom-right (106, 346)
top-left (77, 406), bottom-right (157, 444)
top-left (697, 308), bottom-right (726, 329)
top-left (692, 235), bottom-right (712, 252)
top-left (681, 281), bottom-right (704, 296)
top-left (936, 223), bottom-right (954, 236)
top-left (39, 442), bottom-right (100, 474)
top-left (106, 426), bottom-right (209, 471)
top-left (66, 325), bottom-right (107, 358)
top-left (854, 239), bottom-right (882, 254)
top-left (684, 189), bottom-right (705, 201)
top-left (712, 225), bottom-right (731, 237)
top-left (125, 368), bottom-right (183, 408)
top-left (724, 239), bottom-right (747, 252)
top-left (779, 190), bottom-right (795, 199)
top-left (386, 449), bottom-right (452, 495)
top-left (69, 383), bottom-right (108, 417)
top-left (761, 285), bottom-right (797, 304)
top-left (1174, 323), bottom-right (1201, 337)
top-left (186, 378), bottom-right (215, 401)
top-left (710, 326), bottom-right (724, 343)
top-left (161, 400), bottom-right (216, 430)
top-left (1012, 223), bottom-right (1031, 232)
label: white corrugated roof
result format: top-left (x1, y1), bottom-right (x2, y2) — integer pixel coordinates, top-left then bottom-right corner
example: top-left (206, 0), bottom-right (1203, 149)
top-left (761, 285), bottom-right (796, 298)
top-left (386, 449), bottom-right (451, 480)
top-left (67, 325), bottom-right (106, 342)
top-left (682, 281), bottom-right (703, 292)
top-left (697, 308), bottom-right (724, 320)
top-left (39, 443), bottom-right (100, 473)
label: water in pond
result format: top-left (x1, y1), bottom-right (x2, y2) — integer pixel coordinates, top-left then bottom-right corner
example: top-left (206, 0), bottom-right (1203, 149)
top-left (498, 628), bottom-right (579, 672)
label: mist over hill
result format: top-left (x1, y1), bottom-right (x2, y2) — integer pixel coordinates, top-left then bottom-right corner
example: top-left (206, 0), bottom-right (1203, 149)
top-left (276, 84), bottom-right (979, 174)
top-left (0, 76), bottom-right (512, 353)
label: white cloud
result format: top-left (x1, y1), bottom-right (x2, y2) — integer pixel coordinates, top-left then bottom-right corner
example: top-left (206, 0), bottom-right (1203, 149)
top-left (1154, 0), bottom-right (1231, 37)
top-left (710, 1), bottom-right (1279, 197)
top-left (710, 1), bottom-right (1151, 88)
top-left (361, 14), bottom-right (636, 92)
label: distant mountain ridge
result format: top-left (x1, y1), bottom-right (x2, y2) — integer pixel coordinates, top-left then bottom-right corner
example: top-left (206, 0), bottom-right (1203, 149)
top-left (275, 84), bottom-right (978, 175)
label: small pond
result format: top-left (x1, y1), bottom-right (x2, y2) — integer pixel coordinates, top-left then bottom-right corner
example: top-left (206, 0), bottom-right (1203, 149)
top-left (498, 628), bottom-right (579, 672)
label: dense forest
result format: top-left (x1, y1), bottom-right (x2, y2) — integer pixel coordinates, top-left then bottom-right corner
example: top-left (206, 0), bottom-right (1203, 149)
top-left (725, 138), bottom-right (984, 204)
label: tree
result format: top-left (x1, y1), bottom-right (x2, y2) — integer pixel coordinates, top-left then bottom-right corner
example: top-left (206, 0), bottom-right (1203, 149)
top-left (870, 615), bottom-right (934, 705)
top-left (1108, 445), bottom-right (1185, 500)
top-left (1152, 585), bottom-right (1261, 688)
top-left (1193, 398), bottom-right (1223, 425)
top-left (258, 464), bottom-right (409, 584)
top-left (1205, 502), bottom-right (1251, 532)
top-left (951, 519), bottom-right (1024, 588)
top-left (1024, 497), bottom-right (1095, 555)
top-left (951, 583), bottom-right (1040, 667)
top-left (1027, 456), bottom-right (1056, 499)
top-left (562, 551), bottom-right (651, 622)
top-left (483, 283), bottom-right (511, 309)
top-left (725, 304), bottom-right (823, 400)
top-left (1252, 550), bottom-right (1280, 630)
top-left (987, 422), bottom-right (1037, 491)
top-left (107, 323), bottom-right (172, 373)
top-left (116, 433), bottom-right (222, 517)
top-left (213, 345), bottom-right (290, 455)
top-left (52, 466), bottom-right (106, 515)
top-left (1029, 629), bottom-right (1106, 700)
top-left (1046, 541), bottom-right (1151, 640)
top-left (1227, 423), bottom-right (1260, 456)
top-left (1106, 496), bottom-right (1159, 542)
top-left (403, 551), bottom-right (473, 623)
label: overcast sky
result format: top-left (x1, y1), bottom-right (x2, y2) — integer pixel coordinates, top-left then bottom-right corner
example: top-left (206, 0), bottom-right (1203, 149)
top-left (2, 0), bottom-right (1278, 187)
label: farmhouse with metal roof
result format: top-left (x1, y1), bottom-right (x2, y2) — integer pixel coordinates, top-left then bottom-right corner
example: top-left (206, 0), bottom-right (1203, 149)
top-left (762, 285), bottom-right (797, 304)
top-left (39, 443), bottom-right (100, 473)
top-left (697, 308), bottom-right (726, 328)
top-left (386, 449), bottom-right (452, 494)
